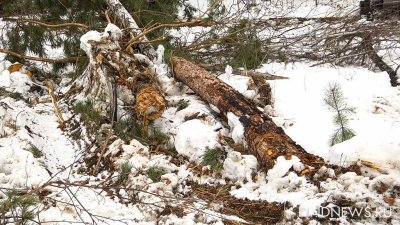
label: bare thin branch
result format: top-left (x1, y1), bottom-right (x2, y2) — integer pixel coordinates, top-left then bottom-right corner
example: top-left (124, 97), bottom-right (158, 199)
top-left (3, 18), bottom-right (89, 29)
top-left (0, 49), bottom-right (84, 63)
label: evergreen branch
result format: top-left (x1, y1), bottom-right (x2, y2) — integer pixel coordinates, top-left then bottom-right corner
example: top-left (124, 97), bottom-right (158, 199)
top-left (3, 18), bottom-right (89, 29)
top-left (328, 83), bottom-right (347, 135)
top-left (200, 0), bottom-right (224, 18)
top-left (0, 49), bottom-right (85, 64)
top-left (330, 128), bottom-right (342, 146)
top-left (324, 82), bottom-right (356, 146)
top-left (181, 26), bottom-right (250, 51)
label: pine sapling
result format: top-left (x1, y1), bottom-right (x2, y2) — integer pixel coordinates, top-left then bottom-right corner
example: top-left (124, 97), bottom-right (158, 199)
top-left (0, 189), bottom-right (39, 224)
top-left (324, 82), bottom-right (356, 146)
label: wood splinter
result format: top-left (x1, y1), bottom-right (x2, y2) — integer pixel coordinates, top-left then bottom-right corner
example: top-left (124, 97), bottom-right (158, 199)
top-left (44, 80), bottom-right (65, 126)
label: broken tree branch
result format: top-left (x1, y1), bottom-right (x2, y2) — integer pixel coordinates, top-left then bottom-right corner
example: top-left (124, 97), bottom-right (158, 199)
top-left (44, 80), bottom-right (65, 126)
top-left (125, 20), bottom-right (212, 51)
top-left (0, 49), bottom-right (84, 64)
top-left (362, 34), bottom-right (399, 87)
top-left (3, 18), bottom-right (89, 29)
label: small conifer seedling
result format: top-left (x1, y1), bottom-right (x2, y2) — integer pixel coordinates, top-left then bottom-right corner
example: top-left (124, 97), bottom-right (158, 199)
top-left (324, 82), bottom-right (356, 146)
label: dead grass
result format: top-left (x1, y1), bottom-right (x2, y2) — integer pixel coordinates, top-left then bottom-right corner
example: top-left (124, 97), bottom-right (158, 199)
top-left (190, 182), bottom-right (285, 224)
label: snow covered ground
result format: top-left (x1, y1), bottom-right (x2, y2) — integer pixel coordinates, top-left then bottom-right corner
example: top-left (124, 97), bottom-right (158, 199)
top-left (2, 53), bottom-right (400, 224)
top-left (261, 62), bottom-right (400, 168)
top-left (0, 59), bottom-right (236, 224)
top-left (1, 0), bottom-right (400, 224)
top-left (164, 61), bottom-right (400, 222)
top-left (181, 0), bottom-right (359, 19)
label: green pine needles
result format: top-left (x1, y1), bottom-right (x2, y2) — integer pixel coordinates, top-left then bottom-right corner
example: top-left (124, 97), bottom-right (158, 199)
top-left (222, 19), bottom-right (263, 70)
top-left (118, 162), bottom-right (133, 182)
top-left (324, 82), bottom-right (356, 146)
top-left (0, 0), bottom-right (198, 78)
top-left (202, 148), bottom-right (223, 171)
top-left (146, 166), bottom-right (165, 182)
top-left (74, 100), bottom-right (104, 134)
top-left (0, 0), bottom-right (104, 78)
top-left (0, 190), bottom-right (39, 224)
top-left (126, 0), bottom-right (191, 34)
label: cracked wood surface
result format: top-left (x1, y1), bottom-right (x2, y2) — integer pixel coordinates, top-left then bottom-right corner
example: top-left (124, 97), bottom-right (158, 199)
top-left (172, 56), bottom-right (325, 172)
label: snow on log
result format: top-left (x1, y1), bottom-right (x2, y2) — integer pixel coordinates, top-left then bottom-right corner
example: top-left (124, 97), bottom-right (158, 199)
top-left (172, 56), bottom-right (326, 172)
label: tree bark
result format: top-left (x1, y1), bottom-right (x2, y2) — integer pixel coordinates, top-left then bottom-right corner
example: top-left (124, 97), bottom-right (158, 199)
top-left (65, 0), bottom-right (163, 127)
top-left (362, 35), bottom-right (399, 87)
top-left (172, 57), bottom-right (325, 172)
top-left (105, 0), bottom-right (156, 58)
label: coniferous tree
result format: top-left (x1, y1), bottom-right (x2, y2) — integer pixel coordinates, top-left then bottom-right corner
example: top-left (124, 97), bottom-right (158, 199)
top-left (0, 1), bottom-right (107, 55)
top-left (324, 82), bottom-right (356, 146)
top-left (0, 0), bottom-right (194, 78)
top-left (124, 0), bottom-right (196, 39)
top-left (0, 0), bottom-right (106, 77)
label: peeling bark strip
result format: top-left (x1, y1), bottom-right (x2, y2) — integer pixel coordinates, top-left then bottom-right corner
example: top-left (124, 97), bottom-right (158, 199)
top-left (172, 57), bottom-right (325, 171)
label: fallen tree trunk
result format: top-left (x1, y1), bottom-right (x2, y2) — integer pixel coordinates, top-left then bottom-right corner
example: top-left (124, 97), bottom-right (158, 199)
top-left (198, 63), bottom-right (290, 107)
top-left (172, 57), bottom-right (325, 172)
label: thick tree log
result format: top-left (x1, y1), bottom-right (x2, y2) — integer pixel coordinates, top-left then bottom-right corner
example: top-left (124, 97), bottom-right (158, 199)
top-left (172, 57), bottom-right (325, 172)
